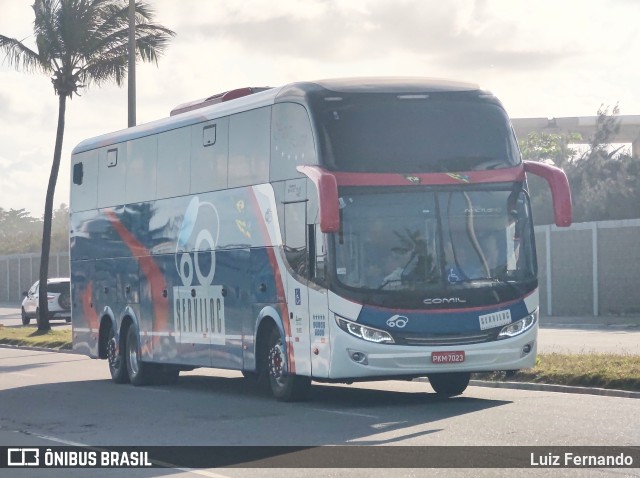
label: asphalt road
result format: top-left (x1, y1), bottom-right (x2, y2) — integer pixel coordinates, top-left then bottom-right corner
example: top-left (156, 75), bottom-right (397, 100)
top-left (0, 347), bottom-right (638, 478)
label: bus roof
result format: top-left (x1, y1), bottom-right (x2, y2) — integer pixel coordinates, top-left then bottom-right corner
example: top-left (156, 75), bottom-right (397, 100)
top-left (71, 77), bottom-right (483, 155)
top-left (291, 77), bottom-right (480, 94)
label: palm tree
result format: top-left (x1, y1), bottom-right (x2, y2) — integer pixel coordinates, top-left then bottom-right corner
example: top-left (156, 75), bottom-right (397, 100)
top-left (0, 0), bottom-right (175, 330)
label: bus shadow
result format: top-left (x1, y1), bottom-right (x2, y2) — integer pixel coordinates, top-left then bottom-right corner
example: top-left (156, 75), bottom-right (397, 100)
top-left (165, 373), bottom-right (511, 444)
top-left (0, 372), bottom-right (512, 451)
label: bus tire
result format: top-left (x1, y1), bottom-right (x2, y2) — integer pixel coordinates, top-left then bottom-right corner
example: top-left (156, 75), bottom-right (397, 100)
top-left (428, 372), bottom-right (471, 397)
top-left (125, 324), bottom-right (154, 386)
top-left (106, 323), bottom-right (128, 384)
top-left (266, 328), bottom-right (311, 401)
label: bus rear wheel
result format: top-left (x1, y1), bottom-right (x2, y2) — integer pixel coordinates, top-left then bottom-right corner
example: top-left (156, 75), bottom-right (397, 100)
top-left (428, 372), bottom-right (471, 397)
top-left (266, 328), bottom-right (311, 401)
top-left (106, 324), bottom-right (128, 384)
top-left (125, 324), bottom-right (154, 386)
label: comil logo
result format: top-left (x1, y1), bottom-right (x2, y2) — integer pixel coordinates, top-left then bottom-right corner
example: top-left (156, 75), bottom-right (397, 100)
top-left (423, 297), bottom-right (467, 305)
top-left (8, 448), bottom-right (39, 467)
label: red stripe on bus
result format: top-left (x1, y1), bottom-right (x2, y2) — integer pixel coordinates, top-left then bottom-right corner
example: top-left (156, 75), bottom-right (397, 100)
top-left (363, 289), bottom-right (536, 315)
top-left (247, 188), bottom-right (296, 374)
top-left (105, 210), bottom-right (169, 341)
top-left (82, 280), bottom-right (99, 330)
top-left (332, 167), bottom-right (525, 186)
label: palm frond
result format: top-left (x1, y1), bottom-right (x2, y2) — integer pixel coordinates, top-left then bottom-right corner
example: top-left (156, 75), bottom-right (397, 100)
top-left (2, 0), bottom-right (174, 97)
top-left (32, 0), bottom-right (63, 63)
top-left (0, 34), bottom-right (48, 73)
top-left (81, 55), bottom-right (127, 87)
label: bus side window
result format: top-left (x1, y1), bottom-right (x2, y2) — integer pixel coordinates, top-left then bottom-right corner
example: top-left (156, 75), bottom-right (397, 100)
top-left (191, 117), bottom-right (229, 193)
top-left (229, 107), bottom-right (270, 188)
top-left (284, 201), bottom-right (307, 277)
top-left (271, 103), bottom-right (317, 181)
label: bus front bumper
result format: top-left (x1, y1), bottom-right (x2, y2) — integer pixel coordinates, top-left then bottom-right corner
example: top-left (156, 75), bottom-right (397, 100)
top-left (327, 323), bottom-right (538, 379)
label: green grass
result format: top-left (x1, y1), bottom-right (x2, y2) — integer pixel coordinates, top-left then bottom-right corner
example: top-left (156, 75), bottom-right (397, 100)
top-left (0, 326), bottom-right (638, 392)
top-left (475, 353), bottom-right (640, 392)
top-left (0, 324), bottom-right (72, 350)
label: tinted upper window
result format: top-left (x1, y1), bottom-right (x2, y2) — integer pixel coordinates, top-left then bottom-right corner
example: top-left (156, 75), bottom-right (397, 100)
top-left (309, 92), bottom-right (520, 173)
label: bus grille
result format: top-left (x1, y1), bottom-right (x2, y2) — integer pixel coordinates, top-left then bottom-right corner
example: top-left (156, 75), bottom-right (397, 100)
top-left (393, 330), bottom-right (499, 346)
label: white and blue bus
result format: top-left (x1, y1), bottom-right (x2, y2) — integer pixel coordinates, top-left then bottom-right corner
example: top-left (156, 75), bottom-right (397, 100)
top-left (70, 78), bottom-right (572, 400)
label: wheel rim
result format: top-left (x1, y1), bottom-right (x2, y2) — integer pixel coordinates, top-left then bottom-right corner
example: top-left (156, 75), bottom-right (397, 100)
top-left (128, 333), bottom-right (140, 377)
top-left (268, 339), bottom-right (287, 389)
top-left (107, 336), bottom-right (119, 370)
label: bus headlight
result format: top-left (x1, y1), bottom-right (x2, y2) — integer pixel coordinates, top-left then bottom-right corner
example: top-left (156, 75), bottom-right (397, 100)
top-left (335, 315), bottom-right (395, 344)
top-left (498, 309), bottom-right (538, 339)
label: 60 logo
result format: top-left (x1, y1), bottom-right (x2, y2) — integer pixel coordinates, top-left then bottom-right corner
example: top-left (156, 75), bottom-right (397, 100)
top-left (175, 197), bottom-right (220, 287)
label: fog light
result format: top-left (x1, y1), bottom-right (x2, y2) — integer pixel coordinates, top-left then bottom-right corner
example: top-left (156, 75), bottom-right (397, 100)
top-left (522, 341), bottom-right (534, 357)
top-left (349, 350), bottom-right (368, 365)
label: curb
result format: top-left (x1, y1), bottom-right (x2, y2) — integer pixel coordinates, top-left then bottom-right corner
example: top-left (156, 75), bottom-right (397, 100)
top-left (0, 343), bottom-right (77, 354)
top-left (414, 377), bottom-right (640, 400)
top-left (468, 379), bottom-right (640, 399)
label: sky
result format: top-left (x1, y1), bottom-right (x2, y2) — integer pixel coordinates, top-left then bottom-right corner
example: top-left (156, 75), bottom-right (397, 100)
top-left (0, 0), bottom-right (638, 218)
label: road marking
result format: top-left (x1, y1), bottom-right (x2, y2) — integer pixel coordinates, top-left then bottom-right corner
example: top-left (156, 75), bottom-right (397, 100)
top-left (311, 408), bottom-right (379, 419)
top-left (33, 433), bottom-right (88, 447)
top-left (7, 372), bottom-right (36, 377)
top-left (171, 469), bottom-right (233, 478)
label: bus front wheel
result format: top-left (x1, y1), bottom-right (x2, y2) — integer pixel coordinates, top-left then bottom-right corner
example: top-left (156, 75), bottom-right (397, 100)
top-left (427, 372), bottom-right (471, 397)
top-left (266, 328), bottom-right (311, 401)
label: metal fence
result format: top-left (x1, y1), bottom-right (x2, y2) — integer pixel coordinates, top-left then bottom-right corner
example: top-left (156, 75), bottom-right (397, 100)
top-left (0, 252), bottom-right (70, 304)
top-left (534, 218), bottom-right (640, 316)
top-left (1, 219), bottom-right (639, 315)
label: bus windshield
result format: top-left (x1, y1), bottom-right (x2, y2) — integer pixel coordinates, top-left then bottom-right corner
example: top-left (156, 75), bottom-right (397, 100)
top-left (333, 187), bottom-right (535, 293)
top-left (311, 93), bottom-right (521, 173)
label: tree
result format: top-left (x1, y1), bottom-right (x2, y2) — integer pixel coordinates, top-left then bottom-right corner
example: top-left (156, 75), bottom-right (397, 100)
top-left (519, 131), bottom-right (580, 225)
top-left (0, 0), bottom-right (174, 330)
top-left (0, 205), bottom-right (70, 254)
top-left (0, 208), bottom-right (41, 254)
top-left (520, 105), bottom-right (640, 224)
top-left (50, 203), bottom-right (70, 253)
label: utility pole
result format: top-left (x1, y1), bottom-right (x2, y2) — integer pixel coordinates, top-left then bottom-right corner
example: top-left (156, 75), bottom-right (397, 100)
top-left (128, 0), bottom-right (136, 127)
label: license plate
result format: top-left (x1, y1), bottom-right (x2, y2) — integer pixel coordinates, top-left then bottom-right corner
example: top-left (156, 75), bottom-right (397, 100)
top-left (431, 351), bottom-right (465, 364)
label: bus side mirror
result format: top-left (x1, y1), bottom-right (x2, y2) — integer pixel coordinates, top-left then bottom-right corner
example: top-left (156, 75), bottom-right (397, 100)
top-left (523, 161), bottom-right (572, 227)
top-left (297, 166), bottom-right (340, 233)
